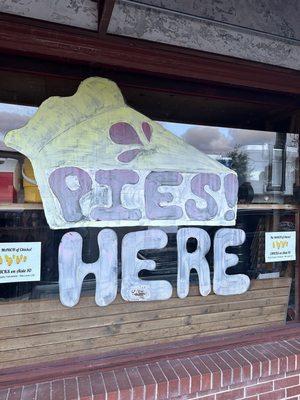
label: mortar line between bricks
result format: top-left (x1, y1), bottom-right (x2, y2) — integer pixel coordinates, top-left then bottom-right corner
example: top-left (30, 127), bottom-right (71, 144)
top-left (224, 350), bottom-right (247, 383)
top-left (243, 347), bottom-right (262, 377)
top-left (49, 382), bottom-right (52, 400)
top-left (259, 344), bottom-right (281, 376)
top-left (187, 357), bottom-right (204, 393)
top-left (124, 368), bottom-right (133, 400)
top-left (177, 358), bottom-right (192, 394)
top-left (157, 361), bottom-right (169, 399)
top-left (248, 345), bottom-right (271, 377)
top-left (265, 342), bottom-right (287, 372)
top-left (147, 364), bottom-right (158, 400)
top-left (235, 349), bottom-right (253, 381)
top-left (76, 377), bottom-right (80, 400)
top-left (218, 352), bottom-right (234, 386)
top-left (135, 366), bottom-right (146, 400)
top-left (281, 341), bottom-right (300, 371)
top-left (207, 354), bottom-right (223, 389)
top-left (166, 360), bottom-right (180, 395)
top-left (112, 370), bottom-right (120, 400)
top-left (63, 378), bottom-right (66, 400)
top-left (87, 375), bottom-right (94, 400)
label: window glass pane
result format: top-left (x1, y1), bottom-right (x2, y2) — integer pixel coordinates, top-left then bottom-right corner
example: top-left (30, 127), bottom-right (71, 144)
top-left (0, 105), bottom-right (298, 369)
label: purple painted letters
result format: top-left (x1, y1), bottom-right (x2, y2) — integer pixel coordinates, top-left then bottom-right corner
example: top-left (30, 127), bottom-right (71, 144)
top-left (145, 171), bottom-right (183, 220)
top-left (224, 173), bottom-right (238, 221)
top-left (185, 173), bottom-right (221, 221)
top-left (90, 169), bottom-right (141, 220)
top-left (49, 167), bottom-right (92, 222)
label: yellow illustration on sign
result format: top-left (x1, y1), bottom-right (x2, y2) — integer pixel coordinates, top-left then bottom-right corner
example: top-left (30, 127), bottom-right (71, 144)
top-left (0, 255), bottom-right (28, 267)
top-left (5, 77), bottom-right (238, 230)
top-left (272, 241), bottom-right (289, 249)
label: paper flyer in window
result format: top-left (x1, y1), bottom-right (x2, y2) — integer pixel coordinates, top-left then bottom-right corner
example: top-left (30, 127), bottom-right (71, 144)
top-left (265, 231), bottom-right (296, 263)
top-left (0, 242), bottom-right (41, 283)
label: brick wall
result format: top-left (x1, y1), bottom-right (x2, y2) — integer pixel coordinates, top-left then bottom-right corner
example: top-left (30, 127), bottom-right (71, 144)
top-left (179, 373), bottom-right (300, 399)
top-left (1, 337), bottom-right (300, 399)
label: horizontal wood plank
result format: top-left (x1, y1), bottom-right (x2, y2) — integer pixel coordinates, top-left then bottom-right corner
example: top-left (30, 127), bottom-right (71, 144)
top-left (0, 315), bottom-right (284, 365)
top-left (0, 278), bottom-right (291, 369)
top-left (0, 277), bottom-right (290, 316)
top-left (0, 297), bottom-right (287, 338)
top-left (0, 321), bottom-right (283, 370)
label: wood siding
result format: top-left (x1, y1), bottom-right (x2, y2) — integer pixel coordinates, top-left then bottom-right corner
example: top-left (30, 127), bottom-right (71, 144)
top-left (0, 277), bottom-right (291, 369)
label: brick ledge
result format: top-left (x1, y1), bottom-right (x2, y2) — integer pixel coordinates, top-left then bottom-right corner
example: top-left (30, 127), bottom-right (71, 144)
top-left (1, 337), bottom-right (300, 399)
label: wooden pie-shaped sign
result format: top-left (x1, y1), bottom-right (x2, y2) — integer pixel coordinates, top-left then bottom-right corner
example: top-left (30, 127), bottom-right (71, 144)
top-left (5, 77), bottom-right (238, 229)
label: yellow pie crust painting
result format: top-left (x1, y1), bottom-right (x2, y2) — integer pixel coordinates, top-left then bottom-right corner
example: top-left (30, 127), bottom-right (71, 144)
top-left (5, 77), bottom-right (238, 229)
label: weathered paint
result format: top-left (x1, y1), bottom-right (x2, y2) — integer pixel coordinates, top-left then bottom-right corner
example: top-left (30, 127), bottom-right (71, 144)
top-left (213, 228), bottom-right (250, 295)
top-left (108, 0), bottom-right (300, 70)
top-left (177, 228), bottom-right (211, 298)
top-left (59, 227), bottom-right (248, 307)
top-left (0, 0), bottom-right (98, 30)
top-left (5, 77), bottom-right (237, 229)
top-left (121, 229), bottom-right (173, 302)
top-left (59, 229), bottom-right (118, 307)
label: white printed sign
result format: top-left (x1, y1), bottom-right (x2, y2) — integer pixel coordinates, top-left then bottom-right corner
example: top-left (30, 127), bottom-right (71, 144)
top-left (265, 232), bottom-right (296, 263)
top-left (0, 242), bottom-right (41, 283)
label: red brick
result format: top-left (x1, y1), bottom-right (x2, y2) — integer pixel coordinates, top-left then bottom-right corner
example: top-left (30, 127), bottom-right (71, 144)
top-left (201, 354), bottom-right (222, 389)
top-left (190, 356), bottom-right (212, 391)
top-left (286, 384), bottom-right (300, 397)
top-left (277, 341), bottom-right (297, 371)
top-left (285, 339), bottom-right (300, 369)
top-left (77, 375), bottom-right (92, 400)
top-left (167, 358), bottom-right (190, 395)
top-left (258, 373), bottom-right (285, 384)
top-left (274, 375), bottom-right (299, 389)
top-left (258, 388), bottom-right (285, 400)
top-left (89, 372), bottom-right (106, 400)
top-left (216, 387), bottom-right (244, 400)
top-left (288, 339), bottom-right (300, 351)
top-left (20, 384), bottom-right (36, 400)
top-left (180, 358), bottom-right (202, 394)
top-left (229, 349), bottom-right (252, 382)
top-left (209, 353), bottom-right (232, 387)
top-left (285, 339), bottom-right (300, 355)
top-left (229, 379), bottom-right (257, 390)
top-left (64, 377), bottom-right (79, 400)
top-left (276, 342), bottom-right (297, 372)
top-left (287, 369), bottom-right (300, 377)
top-left (237, 348), bottom-right (260, 379)
top-left (102, 370), bottom-right (119, 400)
top-left (264, 343), bottom-right (287, 373)
top-left (196, 395), bottom-right (215, 400)
top-left (243, 397), bottom-right (258, 400)
top-left (126, 367), bottom-right (145, 400)
top-left (51, 379), bottom-right (65, 400)
top-left (219, 350), bottom-right (242, 385)
top-left (245, 382), bottom-right (273, 396)
top-left (8, 388), bottom-right (22, 400)
top-left (137, 365), bottom-right (156, 400)
top-left (114, 368), bottom-right (132, 400)
top-left (156, 360), bottom-right (179, 398)
top-left (247, 346), bottom-right (270, 377)
top-left (147, 362), bottom-right (168, 399)
top-left (255, 344), bottom-right (279, 377)
top-left (36, 383), bottom-right (50, 400)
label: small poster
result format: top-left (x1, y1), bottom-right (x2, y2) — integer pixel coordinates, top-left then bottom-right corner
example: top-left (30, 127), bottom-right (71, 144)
top-left (0, 242), bottom-right (41, 283)
top-left (265, 231), bottom-right (296, 263)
